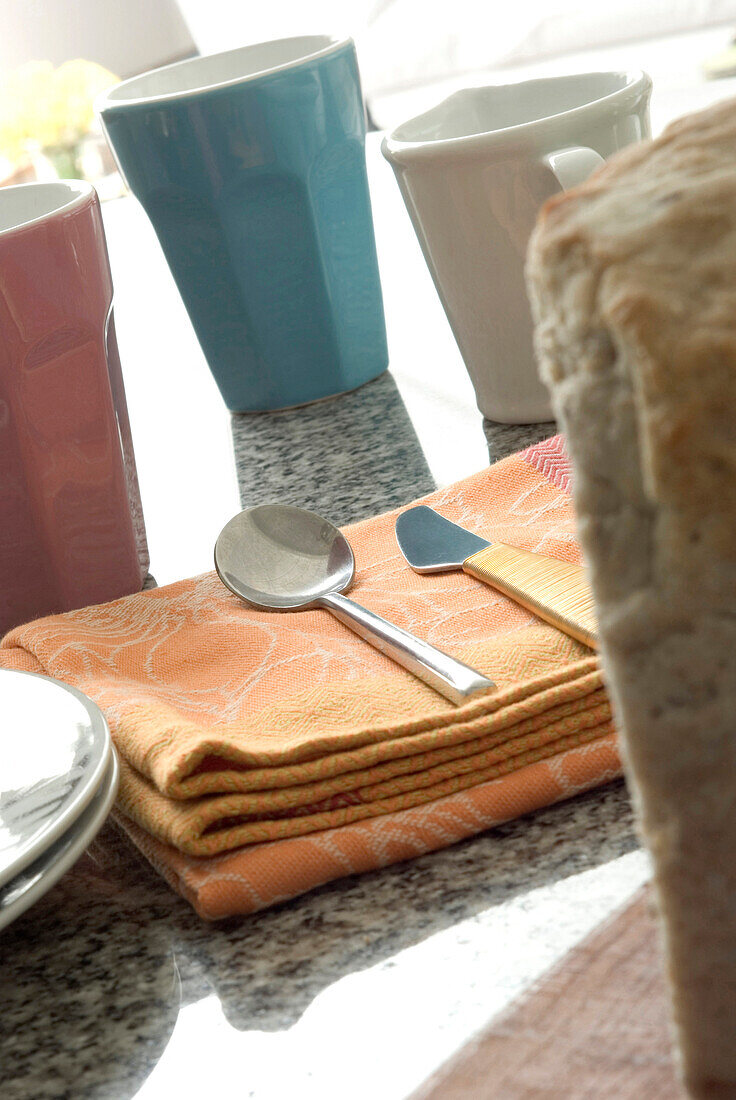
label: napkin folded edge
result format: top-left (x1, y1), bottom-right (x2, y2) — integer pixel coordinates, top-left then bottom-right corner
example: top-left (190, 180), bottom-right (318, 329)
top-left (116, 730), bottom-right (622, 919)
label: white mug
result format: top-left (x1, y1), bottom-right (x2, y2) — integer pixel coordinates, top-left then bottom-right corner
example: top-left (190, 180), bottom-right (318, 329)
top-left (382, 71), bottom-right (652, 423)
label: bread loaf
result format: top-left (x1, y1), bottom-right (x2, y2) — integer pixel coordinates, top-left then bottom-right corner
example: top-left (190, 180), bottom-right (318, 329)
top-left (526, 97), bottom-right (736, 1099)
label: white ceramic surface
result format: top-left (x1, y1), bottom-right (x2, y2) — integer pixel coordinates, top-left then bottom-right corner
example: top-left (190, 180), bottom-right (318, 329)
top-left (382, 70), bottom-right (652, 423)
top-left (0, 749), bottom-right (119, 932)
top-left (0, 669), bottom-right (112, 887)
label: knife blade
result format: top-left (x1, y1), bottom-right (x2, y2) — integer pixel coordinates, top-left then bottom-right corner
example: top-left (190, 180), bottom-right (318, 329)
top-left (396, 506), bottom-right (598, 649)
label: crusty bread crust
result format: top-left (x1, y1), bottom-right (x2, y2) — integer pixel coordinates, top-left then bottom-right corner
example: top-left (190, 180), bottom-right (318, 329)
top-left (527, 96), bottom-right (736, 1099)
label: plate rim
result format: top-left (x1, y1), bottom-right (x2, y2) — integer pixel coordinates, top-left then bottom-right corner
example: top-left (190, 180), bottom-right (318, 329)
top-left (0, 748), bottom-right (119, 932)
top-left (0, 669), bottom-right (112, 888)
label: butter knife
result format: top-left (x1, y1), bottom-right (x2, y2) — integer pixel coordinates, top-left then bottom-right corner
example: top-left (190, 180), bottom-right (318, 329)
top-left (396, 506), bottom-right (598, 649)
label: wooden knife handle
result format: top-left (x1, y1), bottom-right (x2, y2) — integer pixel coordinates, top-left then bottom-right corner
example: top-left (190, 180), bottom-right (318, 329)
top-left (463, 543), bottom-right (598, 649)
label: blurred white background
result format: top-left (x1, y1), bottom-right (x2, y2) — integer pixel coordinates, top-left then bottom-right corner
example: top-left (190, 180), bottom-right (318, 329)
top-left (5, 0), bottom-right (736, 92)
top-left (4, 0), bottom-right (736, 138)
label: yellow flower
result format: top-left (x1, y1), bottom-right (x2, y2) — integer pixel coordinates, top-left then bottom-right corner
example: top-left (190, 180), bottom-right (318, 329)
top-left (51, 59), bottom-right (119, 140)
top-left (0, 59), bottom-right (119, 162)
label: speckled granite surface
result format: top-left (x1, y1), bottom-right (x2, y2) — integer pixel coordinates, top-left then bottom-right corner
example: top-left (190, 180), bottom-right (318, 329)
top-left (483, 419), bottom-right (558, 464)
top-left (1, 779), bottom-right (642, 1100)
top-left (0, 399), bottom-right (645, 1100)
top-left (231, 371), bottom-right (435, 524)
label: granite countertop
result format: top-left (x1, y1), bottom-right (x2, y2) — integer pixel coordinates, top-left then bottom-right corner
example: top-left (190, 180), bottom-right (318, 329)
top-left (2, 784), bottom-right (646, 1100)
top-left (1, 147), bottom-right (648, 1099)
top-left (0, 378), bottom-right (647, 1100)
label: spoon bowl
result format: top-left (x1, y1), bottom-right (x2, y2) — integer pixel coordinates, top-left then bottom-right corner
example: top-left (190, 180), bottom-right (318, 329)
top-left (215, 504), bottom-right (354, 610)
top-left (215, 504), bottom-right (496, 705)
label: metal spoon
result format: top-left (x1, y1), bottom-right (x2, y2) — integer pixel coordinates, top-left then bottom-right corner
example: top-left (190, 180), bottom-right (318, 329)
top-left (214, 504), bottom-right (495, 705)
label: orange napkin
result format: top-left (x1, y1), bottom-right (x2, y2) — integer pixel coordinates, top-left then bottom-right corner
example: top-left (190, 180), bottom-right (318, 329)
top-left (0, 436), bottom-right (621, 918)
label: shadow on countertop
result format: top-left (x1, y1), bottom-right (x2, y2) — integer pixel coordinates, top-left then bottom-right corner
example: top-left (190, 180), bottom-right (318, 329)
top-left (230, 371), bottom-right (436, 525)
top-left (197, 778), bottom-right (639, 1031)
top-left (0, 773), bottom-right (638, 1099)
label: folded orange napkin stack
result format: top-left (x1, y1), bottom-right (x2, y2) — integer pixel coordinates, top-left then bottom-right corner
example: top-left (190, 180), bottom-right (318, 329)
top-left (0, 436), bottom-right (620, 919)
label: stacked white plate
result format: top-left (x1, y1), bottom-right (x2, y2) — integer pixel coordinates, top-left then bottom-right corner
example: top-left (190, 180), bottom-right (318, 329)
top-left (0, 668), bottom-right (119, 932)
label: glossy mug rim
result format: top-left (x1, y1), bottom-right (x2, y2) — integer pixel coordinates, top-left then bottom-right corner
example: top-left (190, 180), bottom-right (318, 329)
top-left (382, 70), bottom-right (652, 164)
top-left (0, 180), bottom-right (94, 238)
top-left (96, 34), bottom-right (354, 113)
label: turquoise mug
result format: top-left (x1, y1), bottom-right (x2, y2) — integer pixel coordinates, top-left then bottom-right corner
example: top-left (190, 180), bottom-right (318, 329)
top-left (97, 36), bottom-right (388, 412)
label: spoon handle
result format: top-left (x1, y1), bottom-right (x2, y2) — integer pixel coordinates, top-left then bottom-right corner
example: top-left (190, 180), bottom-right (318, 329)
top-left (318, 592), bottom-right (495, 705)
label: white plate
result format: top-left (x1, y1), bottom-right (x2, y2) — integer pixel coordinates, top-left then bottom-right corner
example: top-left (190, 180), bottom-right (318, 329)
top-left (0, 669), bottom-right (112, 887)
top-left (0, 748), bottom-right (119, 932)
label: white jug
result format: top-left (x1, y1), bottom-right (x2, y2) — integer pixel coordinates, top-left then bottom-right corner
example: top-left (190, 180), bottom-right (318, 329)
top-left (383, 70), bottom-right (652, 423)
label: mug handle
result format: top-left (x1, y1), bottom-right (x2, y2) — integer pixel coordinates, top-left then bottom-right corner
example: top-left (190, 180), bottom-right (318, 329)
top-left (542, 146), bottom-right (605, 191)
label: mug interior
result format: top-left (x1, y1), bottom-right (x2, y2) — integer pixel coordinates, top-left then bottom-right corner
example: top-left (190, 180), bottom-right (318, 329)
top-left (103, 35), bottom-right (343, 104)
top-left (393, 72), bottom-right (639, 144)
top-left (0, 181), bottom-right (89, 235)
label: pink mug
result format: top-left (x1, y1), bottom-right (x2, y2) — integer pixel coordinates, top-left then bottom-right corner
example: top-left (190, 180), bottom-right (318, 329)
top-left (0, 181), bottom-right (148, 636)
